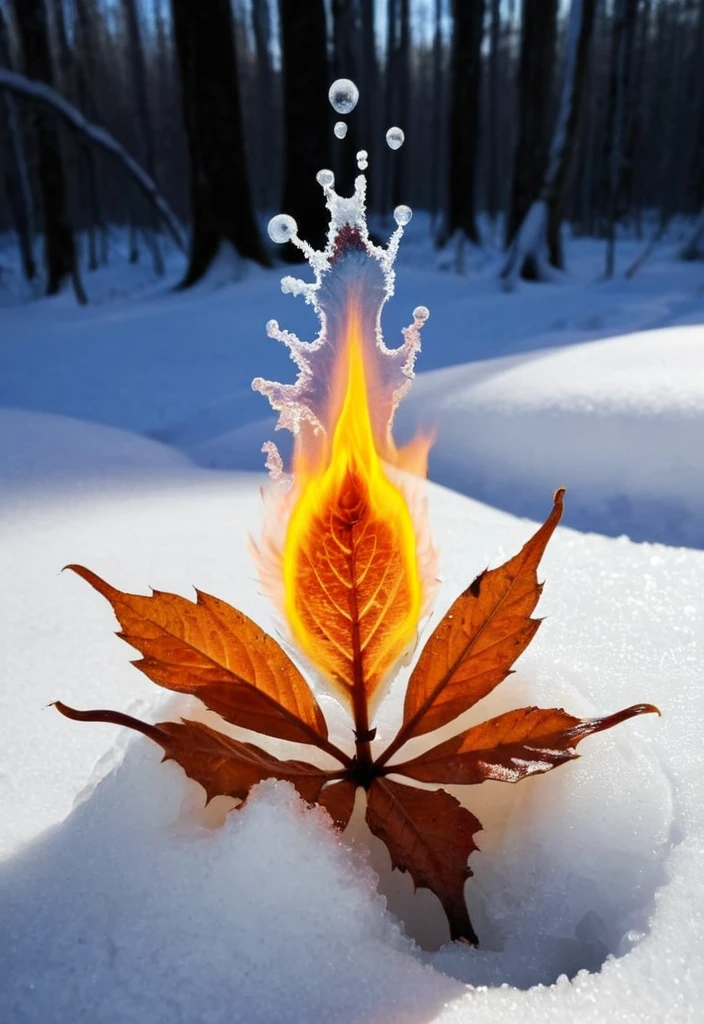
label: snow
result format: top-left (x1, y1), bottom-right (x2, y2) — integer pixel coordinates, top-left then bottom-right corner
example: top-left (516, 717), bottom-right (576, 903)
top-left (1, 227), bottom-right (704, 1021)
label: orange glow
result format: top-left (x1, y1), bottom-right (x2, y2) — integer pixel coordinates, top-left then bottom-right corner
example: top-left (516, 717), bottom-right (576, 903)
top-left (282, 304), bottom-right (429, 707)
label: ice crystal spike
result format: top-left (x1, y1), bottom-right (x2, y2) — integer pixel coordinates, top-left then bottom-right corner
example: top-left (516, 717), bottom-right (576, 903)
top-left (253, 170), bottom-right (428, 476)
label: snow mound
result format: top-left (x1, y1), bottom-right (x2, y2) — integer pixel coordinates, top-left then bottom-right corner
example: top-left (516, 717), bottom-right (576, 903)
top-left (1, 416), bottom-right (702, 1021)
top-left (398, 324), bottom-right (704, 546)
top-left (0, 408), bottom-right (190, 501)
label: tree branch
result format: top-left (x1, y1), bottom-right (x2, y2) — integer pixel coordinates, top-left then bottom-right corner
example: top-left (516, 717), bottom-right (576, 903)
top-left (0, 67), bottom-right (185, 253)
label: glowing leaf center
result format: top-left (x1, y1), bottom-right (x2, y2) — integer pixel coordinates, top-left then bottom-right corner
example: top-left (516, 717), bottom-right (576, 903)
top-left (283, 307), bottom-right (421, 706)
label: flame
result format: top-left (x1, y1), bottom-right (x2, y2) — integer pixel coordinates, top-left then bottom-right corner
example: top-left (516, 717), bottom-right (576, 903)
top-left (281, 302), bottom-right (426, 704)
top-left (252, 170), bottom-right (436, 707)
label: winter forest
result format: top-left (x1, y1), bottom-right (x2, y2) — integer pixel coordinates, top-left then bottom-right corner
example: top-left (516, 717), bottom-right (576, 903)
top-left (1, 0), bottom-right (704, 293)
top-left (1, 2), bottom-right (704, 1024)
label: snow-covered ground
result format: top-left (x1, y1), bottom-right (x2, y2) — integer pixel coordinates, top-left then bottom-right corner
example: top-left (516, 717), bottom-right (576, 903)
top-left (1, 225), bottom-right (703, 1021)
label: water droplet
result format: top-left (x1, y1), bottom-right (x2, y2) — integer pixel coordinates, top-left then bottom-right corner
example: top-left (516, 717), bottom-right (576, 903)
top-left (393, 204), bottom-right (412, 226)
top-left (316, 169), bottom-right (335, 188)
top-left (333, 121), bottom-right (348, 139)
top-left (386, 126), bottom-right (405, 150)
top-left (356, 149), bottom-right (368, 170)
top-left (413, 305), bottom-right (429, 323)
top-left (267, 214), bottom-right (298, 244)
top-left (328, 78), bottom-right (359, 115)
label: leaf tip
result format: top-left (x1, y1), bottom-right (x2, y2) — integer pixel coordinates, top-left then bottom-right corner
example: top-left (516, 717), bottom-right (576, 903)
top-left (553, 486), bottom-right (566, 507)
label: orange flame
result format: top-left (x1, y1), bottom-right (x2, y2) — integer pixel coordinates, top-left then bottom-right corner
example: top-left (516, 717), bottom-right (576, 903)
top-left (280, 302), bottom-right (433, 708)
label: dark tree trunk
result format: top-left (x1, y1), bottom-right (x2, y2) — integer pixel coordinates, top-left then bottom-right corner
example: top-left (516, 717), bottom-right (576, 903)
top-left (360, 0), bottom-right (380, 210)
top-left (545, 0), bottom-right (597, 269)
top-left (505, 0), bottom-right (557, 253)
top-left (13, 0), bottom-right (84, 299)
top-left (391, 0), bottom-right (410, 208)
top-left (443, 0), bottom-right (484, 248)
top-left (501, 0), bottom-right (597, 285)
top-left (123, 0), bottom-right (164, 274)
top-left (486, 0), bottom-right (501, 225)
top-left (381, 0), bottom-right (399, 219)
top-left (429, 0), bottom-right (444, 222)
top-left (279, 0), bottom-right (330, 258)
top-left (170, 0), bottom-right (270, 286)
top-left (0, 7), bottom-right (36, 281)
top-left (603, 0), bottom-right (638, 277)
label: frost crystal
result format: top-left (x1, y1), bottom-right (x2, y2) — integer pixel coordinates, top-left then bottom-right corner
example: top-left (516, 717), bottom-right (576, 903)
top-left (253, 174), bottom-right (427, 471)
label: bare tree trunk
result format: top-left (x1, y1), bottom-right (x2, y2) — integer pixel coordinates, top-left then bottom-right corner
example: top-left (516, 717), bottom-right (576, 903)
top-left (621, 0), bottom-right (651, 238)
top-left (251, 0), bottom-right (276, 210)
top-left (169, 0), bottom-right (270, 286)
top-left (441, 0), bottom-right (485, 254)
top-left (74, 0), bottom-right (107, 268)
top-left (0, 8), bottom-right (36, 281)
top-left (429, 0), bottom-right (444, 224)
top-left (279, 0), bottom-right (330, 257)
top-left (381, 0), bottom-right (399, 220)
top-left (505, 0), bottom-right (557, 258)
top-left (486, 0), bottom-right (501, 226)
top-left (604, 0), bottom-right (638, 278)
top-left (391, 0), bottom-right (410, 209)
top-left (501, 0), bottom-right (597, 286)
top-left (122, 0), bottom-right (164, 274)
top-left (12, 0), bottom-right (85, 301)
top-left (359, 0), bottom-right (379, 199)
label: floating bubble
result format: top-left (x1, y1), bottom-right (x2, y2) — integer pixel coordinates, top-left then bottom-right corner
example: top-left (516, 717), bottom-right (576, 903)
top-left (386, 126), bottom-right (405, 150)
top-left (356, 150), bottom-right (368, 170)
top-left (268, 214), bottom-right (298, 244)
top-left (413, 306), bottom-right (429, 323)
top-left (328, 78), bottom-right (359, 115)
top-left (316, 169), bottom-right (335, 188)
top-left (393, 204), bottom-right (412, 226)
top-left (333, 121), bottom-right (348, 139)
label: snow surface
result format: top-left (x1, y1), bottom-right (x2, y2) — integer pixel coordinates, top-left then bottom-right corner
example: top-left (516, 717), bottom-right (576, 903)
top-left (1, 230), bottom-right (704, 1021)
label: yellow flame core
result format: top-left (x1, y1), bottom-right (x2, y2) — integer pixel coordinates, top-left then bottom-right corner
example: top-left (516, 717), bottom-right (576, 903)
top-left (282, 308), bottom-right (422, 706)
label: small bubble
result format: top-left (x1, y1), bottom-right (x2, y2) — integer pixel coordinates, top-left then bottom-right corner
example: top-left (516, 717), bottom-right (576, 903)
top-left (386, 126), bottom-right (405, 150)
top-left (316, 169), bottom-right (335, 188)
top-left (267, 214), bottom-right (298, 244)
top-left (413, 305), bottom-right (429, 323)
top-left (328, 78), bottom-right (359, 115)
top-left (356, 149), bottom-right (369, 170)
top-left (333, 121), bottom-right (348, 139)
top-left (393, 204), bottom-right (412, 226)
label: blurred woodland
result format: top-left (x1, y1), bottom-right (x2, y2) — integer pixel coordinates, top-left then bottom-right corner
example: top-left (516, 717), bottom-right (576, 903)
top-left (1, 0), bottom-right (703, 300)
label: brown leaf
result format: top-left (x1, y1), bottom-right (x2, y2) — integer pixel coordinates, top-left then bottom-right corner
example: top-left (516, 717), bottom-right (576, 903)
top-left (365, 777), bottom-right (481, 944)
top-left (382, 490), bottom-right (565, 761)
top-left (318, 779), bottom-right (358, 830)
top-left (66, 565), bottom-right (338, 753)
top-left (57, 488), bottom-right (661, 948)
top-left (53, 702), bottom-right (331, 804)
top-left (391, 703), bottom-right (661, 784)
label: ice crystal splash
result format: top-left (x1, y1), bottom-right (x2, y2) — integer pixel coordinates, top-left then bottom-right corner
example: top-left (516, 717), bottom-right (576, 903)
top-left (252, 81), bottom-right (434, 640)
